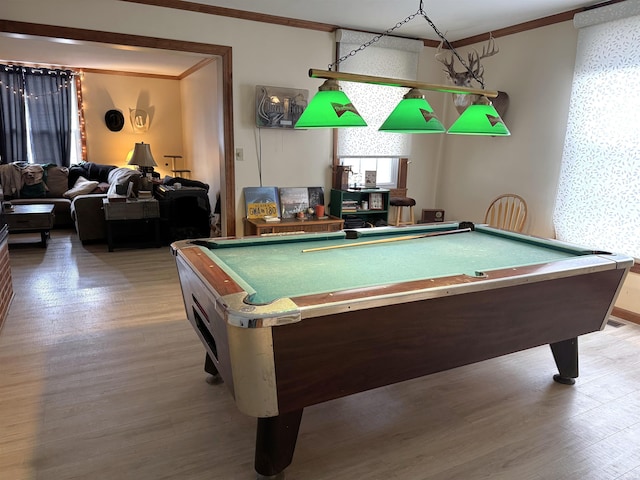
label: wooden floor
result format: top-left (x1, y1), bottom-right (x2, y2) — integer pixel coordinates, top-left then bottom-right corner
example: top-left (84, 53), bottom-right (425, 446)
top-left (1, 230), bottom-right (640, 480)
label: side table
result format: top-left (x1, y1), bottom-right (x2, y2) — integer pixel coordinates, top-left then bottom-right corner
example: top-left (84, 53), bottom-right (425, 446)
top-left (103, 198), bottom-right (161, 252)
top-left (244, 216), bottom-right (345, 236)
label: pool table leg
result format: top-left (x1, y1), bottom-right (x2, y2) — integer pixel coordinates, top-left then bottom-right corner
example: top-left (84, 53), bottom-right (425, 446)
top-left (255, 409), bottom-right (304, 479)
top-left (203, 353), bottom-right (223, 385)
top-left (550, 337), bottom-right (578, 385)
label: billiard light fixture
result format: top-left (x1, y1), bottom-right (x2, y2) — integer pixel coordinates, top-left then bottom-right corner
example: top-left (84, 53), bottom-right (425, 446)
top-left (379, 88), bottom-right (445, 133)
top-left (294, 0), bottom-right (510, 136)
top-left (447, 96), bottom-right (510, 136)
top-left (294, 78), bottom-right (367, 129)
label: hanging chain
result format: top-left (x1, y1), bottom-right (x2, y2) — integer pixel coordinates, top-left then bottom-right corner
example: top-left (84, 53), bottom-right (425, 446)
top-left (417, 1), bottom-right (485, 88)
top-left (329, 0), bottom-right (485, 89)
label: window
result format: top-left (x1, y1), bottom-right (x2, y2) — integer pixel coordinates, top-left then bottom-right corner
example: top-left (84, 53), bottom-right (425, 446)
top-left (68, 85), bottom-right (83, 165)
top-left (0, 64), bottom-right (82, 167)
top-left (339, 157), bottom-right (399, 189)
top-left (333, 31), bottom-right (419, 195)
top-left (553, 4), bottom-right (640, 259)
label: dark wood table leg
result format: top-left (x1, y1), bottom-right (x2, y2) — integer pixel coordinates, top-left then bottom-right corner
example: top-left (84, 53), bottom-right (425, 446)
top-left (550, 337), bottom-right (578, 385)
top-left (203, 353), bottom-right (223, 385)
top-left (106, 222), bottom-right (114, 252)
top-left (153, 218), bottom-right (161, 247)
top-left (255, 409), bottom-right (304, 479)
top-left (40, 230), bottom-right (49, 248)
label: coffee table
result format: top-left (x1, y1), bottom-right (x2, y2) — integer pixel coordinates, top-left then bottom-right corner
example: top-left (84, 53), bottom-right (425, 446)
top-left (5, 204), bottom-right (56, 248)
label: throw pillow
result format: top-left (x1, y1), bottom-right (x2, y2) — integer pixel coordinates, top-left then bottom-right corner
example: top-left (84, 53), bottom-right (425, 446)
top-left (20, 182), bottom-right (47, 198)
top-left (63, 176), bottom-right (99, 199)
top-left (95, 182), bottom-right (110, 194)
top-left (20, 164), bottom-right (46, 198)
top-left (44, 166), bottom-right (70, 197)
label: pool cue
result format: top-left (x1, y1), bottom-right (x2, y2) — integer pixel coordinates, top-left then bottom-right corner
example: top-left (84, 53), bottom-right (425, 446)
top-left (301, 228), bottom-right (471, 253)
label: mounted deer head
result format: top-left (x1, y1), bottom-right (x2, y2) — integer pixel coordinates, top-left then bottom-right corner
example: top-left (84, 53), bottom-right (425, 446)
top-left (435, 36), bottom-right (509, 118)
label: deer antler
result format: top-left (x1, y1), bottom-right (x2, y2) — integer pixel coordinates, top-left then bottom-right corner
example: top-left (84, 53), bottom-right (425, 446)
top-left (435, 40), bottom-right (457, 81)
top-left (464, 36), bottom-right (499, 85)
top-left (478, 35), bottom-right (499, 61)
top-left (466, 51), bottom-right (483, 82)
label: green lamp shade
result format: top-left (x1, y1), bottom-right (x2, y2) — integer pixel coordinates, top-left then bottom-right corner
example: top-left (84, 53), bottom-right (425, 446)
top-left (294, 90), bottom-right (367, 128)
top-left (447, 103), bottom-right (510, 136)
top-left (379, 98), bottom-right (445, 133)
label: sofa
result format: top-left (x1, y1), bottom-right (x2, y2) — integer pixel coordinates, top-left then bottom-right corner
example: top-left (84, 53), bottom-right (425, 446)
top-left (0, 162), bottom-right (140, 243)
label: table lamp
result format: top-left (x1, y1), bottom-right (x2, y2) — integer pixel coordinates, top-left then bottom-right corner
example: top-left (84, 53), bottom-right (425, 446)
top-left (127, 142), bottom-right (157, 175)
top-left (127, 142), bottom-right (157, 192)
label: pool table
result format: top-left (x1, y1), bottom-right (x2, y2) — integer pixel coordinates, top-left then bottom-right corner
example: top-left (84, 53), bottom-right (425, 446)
top-left (171, 222), bottom-right (632, 479)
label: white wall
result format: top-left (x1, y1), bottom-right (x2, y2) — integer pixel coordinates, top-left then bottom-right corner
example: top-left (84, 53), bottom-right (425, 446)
top-left (82, 71), bottom-right (184, 176)
top-left (401, 49), bottom-right (449, 215)
top-left (180, 60), bottom-right (220, 214)
top-left (435, 21), bottom-right (579, 239)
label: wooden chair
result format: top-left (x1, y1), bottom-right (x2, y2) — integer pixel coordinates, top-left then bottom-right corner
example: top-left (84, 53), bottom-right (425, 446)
top-left (484, 194), bottom-right (528, 232)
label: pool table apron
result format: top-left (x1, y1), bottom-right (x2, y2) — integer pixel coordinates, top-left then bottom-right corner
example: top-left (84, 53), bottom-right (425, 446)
top-left (175, 247), bottom-right (628, 418)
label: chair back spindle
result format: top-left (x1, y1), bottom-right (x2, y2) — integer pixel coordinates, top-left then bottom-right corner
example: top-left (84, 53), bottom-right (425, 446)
top-left (484, 194), bottom-right (528, 232)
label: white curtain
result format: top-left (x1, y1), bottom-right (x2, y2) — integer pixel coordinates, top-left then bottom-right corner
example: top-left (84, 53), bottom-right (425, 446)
top-left (336, 29), bottom-right (423, 157)
top-left (553, 1), bottom-right (640, 258)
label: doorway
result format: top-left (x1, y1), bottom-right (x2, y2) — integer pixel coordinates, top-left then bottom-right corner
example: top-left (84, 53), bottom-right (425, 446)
top-left (0, 19), bottom-right (236, 236)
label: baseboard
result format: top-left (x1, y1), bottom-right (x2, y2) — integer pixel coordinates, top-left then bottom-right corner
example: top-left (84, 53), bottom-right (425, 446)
top-left (612, 306), bottom-right (640, 326)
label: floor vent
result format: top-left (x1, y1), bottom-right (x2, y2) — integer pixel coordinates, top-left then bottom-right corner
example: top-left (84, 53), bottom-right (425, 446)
top-left (607, 319), bottom-right (625, 328)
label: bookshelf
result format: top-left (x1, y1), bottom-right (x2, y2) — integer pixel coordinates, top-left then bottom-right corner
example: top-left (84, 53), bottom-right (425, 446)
top-left (329, 189), bottom-right (390, 227)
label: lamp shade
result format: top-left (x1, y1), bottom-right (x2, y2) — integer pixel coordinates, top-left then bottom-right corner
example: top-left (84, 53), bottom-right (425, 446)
top-left (447, 99), bottom-right (510, 136)
top-left (294, 79), bottom-right (367, 129)
top-left (127, 142), bottom-right (157, 167)
top-left (379, 89), bottom-right (445, 133)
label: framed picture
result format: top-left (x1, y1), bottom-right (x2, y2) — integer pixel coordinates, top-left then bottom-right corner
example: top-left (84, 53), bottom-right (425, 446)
top-left (369, 192), bottom-right (384, 210)
top-left (244, 187), bottom-right (280, 219)
top-left (255, 85), bottom-right (308, 129)
top-left (279, 187), bottom-right (310, 218)
top-left (364, 170), bottom-right (377, 188)
top-left (307, 187), bottom-right (325, 208)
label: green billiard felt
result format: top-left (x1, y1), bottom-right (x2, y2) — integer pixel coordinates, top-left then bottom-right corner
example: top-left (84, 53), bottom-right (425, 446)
top-left (202, 225), bottom-right (585, 305)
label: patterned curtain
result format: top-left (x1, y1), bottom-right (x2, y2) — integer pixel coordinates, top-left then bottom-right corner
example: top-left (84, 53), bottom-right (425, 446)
top-left (0, 65), bottom-right (28, 164)
top-left (553, 2), bottom-right (640, 258)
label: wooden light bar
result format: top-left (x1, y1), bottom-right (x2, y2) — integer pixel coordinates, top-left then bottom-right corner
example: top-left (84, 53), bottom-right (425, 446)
top-left (308, 68), bottom-right (499, 98)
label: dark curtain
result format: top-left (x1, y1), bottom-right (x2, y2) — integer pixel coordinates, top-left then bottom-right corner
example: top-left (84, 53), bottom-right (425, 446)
top-left (0, 66), bottom-right (28, 164)
top-left (24, 68), bottom-right (74, 167)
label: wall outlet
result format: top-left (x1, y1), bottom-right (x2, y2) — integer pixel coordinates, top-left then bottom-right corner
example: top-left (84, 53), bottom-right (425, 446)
top-left (235, 147), bottom-right (244, 161)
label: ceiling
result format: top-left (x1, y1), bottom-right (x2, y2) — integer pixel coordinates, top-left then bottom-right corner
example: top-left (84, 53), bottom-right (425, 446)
top-left (0, 33), bottom-right (210, 77)
top-left (0, 0), bottom-right (611, 75)
top-left (185, 0), bottom-right (610, 41)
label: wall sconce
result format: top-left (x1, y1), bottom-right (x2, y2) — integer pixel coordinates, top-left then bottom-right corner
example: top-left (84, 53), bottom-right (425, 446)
top-left (129, 108), bottom-right (149, 133)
